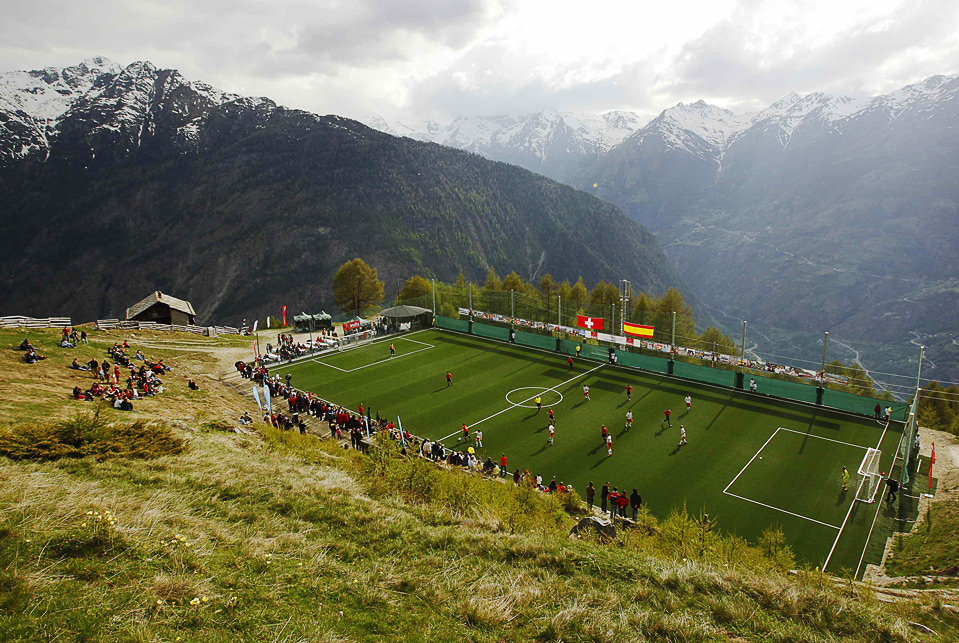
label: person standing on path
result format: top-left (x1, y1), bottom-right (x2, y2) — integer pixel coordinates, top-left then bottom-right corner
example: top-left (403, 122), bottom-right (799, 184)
top-left (601, 482), bottom-right (610, 514)
top-left (586, 482), bottom-right (595, 510)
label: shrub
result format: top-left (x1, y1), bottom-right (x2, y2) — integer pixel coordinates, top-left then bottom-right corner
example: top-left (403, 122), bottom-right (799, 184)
top-left (0, 407), bottom-right (185, 461)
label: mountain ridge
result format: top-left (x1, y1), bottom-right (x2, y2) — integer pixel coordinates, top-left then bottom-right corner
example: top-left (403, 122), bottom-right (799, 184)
top-left (0, 58), bottom-right (683, 325)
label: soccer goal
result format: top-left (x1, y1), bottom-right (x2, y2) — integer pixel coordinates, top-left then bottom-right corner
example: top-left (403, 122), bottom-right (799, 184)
top-left (856, 448), bottom-right (883, 503)
top-left (336, 330), bottom-right (376, 351)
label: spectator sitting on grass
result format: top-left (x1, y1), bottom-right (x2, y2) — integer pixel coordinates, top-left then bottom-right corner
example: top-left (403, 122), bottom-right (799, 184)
top-left (18, 338), bottom-right (34, 351)
top-left (188, 378), bottom-right (200, 391)
top-left (60, 337), bottom-right (76, 348)
top-left (24, 349), bottom-right (46, 363)
top-left (71, 358), bottom-right (90, 371)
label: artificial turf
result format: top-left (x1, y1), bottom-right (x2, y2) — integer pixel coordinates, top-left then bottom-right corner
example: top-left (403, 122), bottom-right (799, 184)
top-left (275, 328), bottom-right (907, 575)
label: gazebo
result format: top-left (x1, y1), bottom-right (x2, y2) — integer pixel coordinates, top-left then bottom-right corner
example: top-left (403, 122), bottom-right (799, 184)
top-left (293, 311), bottom-right (332, 333)
top-left (379, 305), bottom-right (433, 330)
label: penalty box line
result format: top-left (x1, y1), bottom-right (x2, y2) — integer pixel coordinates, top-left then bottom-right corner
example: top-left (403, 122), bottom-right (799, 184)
top-left (307, 336), bottom-right (436, 373)
top-left (722, 426), bottom-right (875, 531)
top-left (436, 363), bottom-right (605, 443)
top-left (277, 329), bottom-right (431, 370)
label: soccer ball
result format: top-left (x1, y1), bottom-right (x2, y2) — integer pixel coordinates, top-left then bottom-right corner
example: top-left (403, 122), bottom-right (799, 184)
top-left (457, 437), bottom-right (462, 442)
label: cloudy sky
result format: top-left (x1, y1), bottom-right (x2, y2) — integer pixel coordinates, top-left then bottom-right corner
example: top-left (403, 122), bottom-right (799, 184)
top-left (2, 0), bottom-right (957, 122)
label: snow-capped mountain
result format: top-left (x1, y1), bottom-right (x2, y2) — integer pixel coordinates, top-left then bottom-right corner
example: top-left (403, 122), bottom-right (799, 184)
top-left (367, 74), bottom-right (959, 381)
top-left (0, 56), bottom-right (122, 165)
top-left (363, 109), bottom-right (645, 180)
top-left (0, 56), bottom-right (262, 166)
top-left (0, 57), bottom-right (681, 331)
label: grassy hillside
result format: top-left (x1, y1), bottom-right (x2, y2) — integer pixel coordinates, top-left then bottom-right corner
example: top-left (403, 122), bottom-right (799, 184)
top-left (1, 329), bottom-right (957, 641)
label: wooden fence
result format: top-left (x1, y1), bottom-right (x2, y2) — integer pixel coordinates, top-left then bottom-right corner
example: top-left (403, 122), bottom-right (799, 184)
top-left (0, 316), bottom-right (72, 329)
top-left (95, 319), bottom-right (240, 336)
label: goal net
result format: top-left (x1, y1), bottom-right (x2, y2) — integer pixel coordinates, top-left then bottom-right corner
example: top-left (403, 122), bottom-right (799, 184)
top-left (856, 448), bottom-right (883, 503)
top-left (337, 330), bottom-right (375, 351)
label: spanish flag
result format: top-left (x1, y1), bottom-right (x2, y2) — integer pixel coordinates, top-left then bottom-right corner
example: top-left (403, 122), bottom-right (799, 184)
top-left (623, 321), bottom-right (655, 338)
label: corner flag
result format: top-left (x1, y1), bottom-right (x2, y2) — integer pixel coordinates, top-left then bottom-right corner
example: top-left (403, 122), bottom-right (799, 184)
top-left (930, 442), bottom-right (936, 489)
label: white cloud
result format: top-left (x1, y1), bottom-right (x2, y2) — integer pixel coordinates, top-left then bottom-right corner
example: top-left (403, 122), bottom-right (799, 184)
top-left (0, 0), bottom-right (955, 121)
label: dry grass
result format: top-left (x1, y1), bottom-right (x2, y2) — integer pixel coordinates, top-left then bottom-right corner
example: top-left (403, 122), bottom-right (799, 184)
top-left (0, 328), bottom-right (956, 642)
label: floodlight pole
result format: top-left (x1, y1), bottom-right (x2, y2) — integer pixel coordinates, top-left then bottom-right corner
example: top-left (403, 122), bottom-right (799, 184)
top-left (557, 295), bottom-right (561, 327)
top-left (611, 303), bottom-right (615, 335)
top-left (432, 278), bottom-right (436, 314)
top-left (671, 311), bottom-right (676, 350)
top-left (820, 331), bottom-right (829, 383)
top-left (468, 283), bottom-right (472, 313)
top-left (510, 290), bottom-right (515, 319)
top-left (740, 321), bottom-right (747, 372)
top-left (915, 345), bottom-right (925, 395)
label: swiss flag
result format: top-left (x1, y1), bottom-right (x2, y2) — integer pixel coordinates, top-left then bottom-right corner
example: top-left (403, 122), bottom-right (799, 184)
top-left (577, 315), bottom-right (604, 330)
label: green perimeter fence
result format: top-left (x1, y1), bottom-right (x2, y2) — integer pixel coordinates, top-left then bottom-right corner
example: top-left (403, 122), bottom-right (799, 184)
top-left (433, 315), bottom-right (909, 422)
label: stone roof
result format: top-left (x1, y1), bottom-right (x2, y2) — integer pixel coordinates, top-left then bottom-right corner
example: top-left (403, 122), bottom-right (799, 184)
top-left (126, 291), bottom-right (196, 320)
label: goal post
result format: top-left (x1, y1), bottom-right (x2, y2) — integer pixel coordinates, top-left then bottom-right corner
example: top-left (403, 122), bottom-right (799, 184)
top-left (856, 448), bottom-right (883, 503)
top-left (336, 329), bottom-right (376, 351)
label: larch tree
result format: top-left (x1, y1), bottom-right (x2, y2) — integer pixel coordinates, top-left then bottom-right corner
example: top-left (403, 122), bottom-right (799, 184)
top-left (332, 258), bottom-right (385, 315)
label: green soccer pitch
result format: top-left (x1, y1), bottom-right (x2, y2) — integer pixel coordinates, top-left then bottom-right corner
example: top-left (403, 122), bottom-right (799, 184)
top-left (274, 328), bottom-right (906, 575)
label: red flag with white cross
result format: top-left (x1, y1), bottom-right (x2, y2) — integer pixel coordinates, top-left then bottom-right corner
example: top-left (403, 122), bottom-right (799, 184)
top-left (576, 315), bottom-right (604, 331)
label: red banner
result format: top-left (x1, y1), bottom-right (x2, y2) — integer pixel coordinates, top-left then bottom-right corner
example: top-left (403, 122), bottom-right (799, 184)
top-left (576, 315), bottom-right (604, 331)
top-left (282, 305), bottom-right (287, 327)
top-left (343, 320), bottom-right (361, 331)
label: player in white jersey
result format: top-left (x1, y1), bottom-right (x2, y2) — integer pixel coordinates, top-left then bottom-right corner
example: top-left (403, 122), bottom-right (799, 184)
top-left (548, 424), bottom-right (555, 445)
top-left (583, 385), bottom-right (590, 401)
top-left (475, 430), bottom-right (483, 448)
top-left (678, 425), bottom-right (687, 446)
top-left (606, 433), bottom-right (613, 457)
top-left (625, 410), bottom-right (633, 430)
top-left (685, 395), bottom-right (691, 411)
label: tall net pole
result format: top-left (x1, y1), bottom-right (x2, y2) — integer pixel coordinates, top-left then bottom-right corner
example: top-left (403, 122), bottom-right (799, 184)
top-left (432, 279), bottom-right (436, 314)
top-left (740, 321), bottom-right (747, 372)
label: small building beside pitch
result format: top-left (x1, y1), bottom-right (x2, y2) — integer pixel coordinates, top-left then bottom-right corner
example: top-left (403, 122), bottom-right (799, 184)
top-left (126, 291), bottom-right (197, 326)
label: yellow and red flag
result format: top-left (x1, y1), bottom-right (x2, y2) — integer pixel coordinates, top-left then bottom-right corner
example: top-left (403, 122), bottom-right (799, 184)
top-left (623, 321), bottom-right (655, 338)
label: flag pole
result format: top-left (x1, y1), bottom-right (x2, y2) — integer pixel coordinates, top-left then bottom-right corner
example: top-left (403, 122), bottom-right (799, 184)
top-left (468, 283), bottom-right (472, 313)
top-left (432, 279), bottom-right (436, 314)
top-left (915, 345), bottom-right (925, 395)
top-left (557, 295), bottom-right (561, 327)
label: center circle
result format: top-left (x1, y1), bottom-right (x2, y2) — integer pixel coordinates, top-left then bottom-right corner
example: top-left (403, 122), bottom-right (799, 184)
top-left (505, 386), bottom-right (564, 409)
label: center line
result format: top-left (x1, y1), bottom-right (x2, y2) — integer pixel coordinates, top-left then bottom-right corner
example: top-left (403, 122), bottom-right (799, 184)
top-left (436, 363), bottom-right (605, 442)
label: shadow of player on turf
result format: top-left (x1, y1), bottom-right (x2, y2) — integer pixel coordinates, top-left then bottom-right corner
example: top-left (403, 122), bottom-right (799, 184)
top-left (530, 443), bottom-right (552, 457)
top-left (533, 425), bottom-right (548, 434)
top-left (836, 488), bottom-right (848, 505)
top-left (587, 443), bottom-right (604, 456)
top-left (668, 444), bottom-right (682, 456)
top-left (590, 457), bottom-right (608, 469)
top-left (655, 423), bottom-right (671, 437)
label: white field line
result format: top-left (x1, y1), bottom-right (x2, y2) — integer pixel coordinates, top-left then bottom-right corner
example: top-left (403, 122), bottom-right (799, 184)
top-left (723, 492), bottom-right (841, 530)
top-left (277, 329), bottom-right (432, 369)
top-left (723, 428), bottom-right (781, 494)
top-left (855, 423), bottom-right (906, 578)
top-left (335, 345), bottom-right (435, 373)
top-left (434, 326), bottom-right (910, 428)
top-left (435, 363), bottom-right (605, 443)
top-left (825, 419), bottom-right (890, 572)
top-left (776, 427), bottom-right (871, 450)
top-left (308, 358), bottom-right (348, 372)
